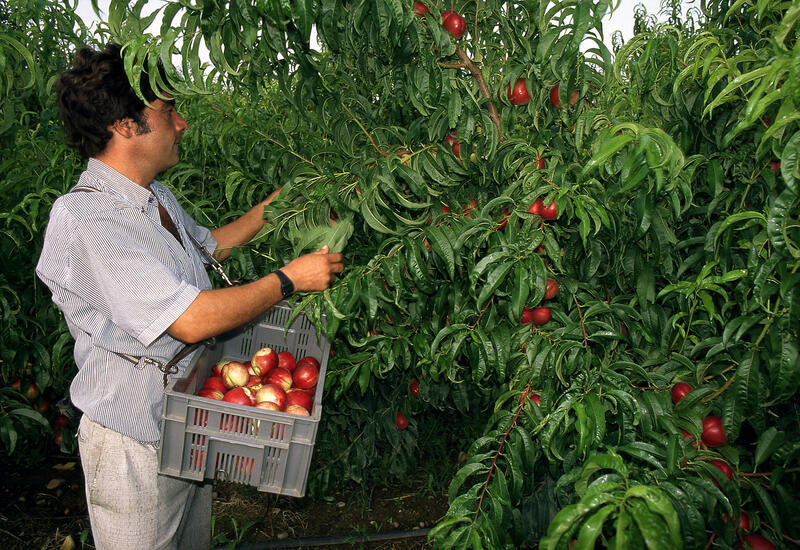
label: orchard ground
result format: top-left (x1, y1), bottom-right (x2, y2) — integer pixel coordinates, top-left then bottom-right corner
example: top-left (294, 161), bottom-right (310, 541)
top-left (0, 451), bottom-right (451, 550)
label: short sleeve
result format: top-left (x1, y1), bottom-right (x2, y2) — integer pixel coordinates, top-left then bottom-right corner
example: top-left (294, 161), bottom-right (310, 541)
top-left (70, 209), bottom-right (201, 346)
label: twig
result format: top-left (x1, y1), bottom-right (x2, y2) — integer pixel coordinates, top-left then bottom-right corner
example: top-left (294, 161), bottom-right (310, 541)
top-left (206, 103), bottom-right (315, 166)
top-left (454, 46), bottom-right (503, 141)
top-left (702, 364), bottom-right (737, 381)
top-left (473, 395), bottom-right (526, 525)
top-left (471, 296), bottom-right (494, 330)
top-left (704, 532), bottom-right (716, 550)
top-left (738, 467), bottom-right (800, 478)
top-left (532, 327), bottom-right (557, 344)
top-left (701, 373), bottom-right (736, 403)
top-left (574, 295), bottom-right (589, 347)
top-left (364, 245), bottom-right (405, 276)
top-left (341, 102), bottom-right (389, 157)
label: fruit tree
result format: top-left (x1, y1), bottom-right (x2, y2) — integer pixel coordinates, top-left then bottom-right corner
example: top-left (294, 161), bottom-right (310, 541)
top-left (1, 0), bottom-right (798, 548)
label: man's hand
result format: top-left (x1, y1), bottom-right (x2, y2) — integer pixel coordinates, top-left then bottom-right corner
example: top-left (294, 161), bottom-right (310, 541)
top-left (281, 245), bottom-right (344, 292)
top-left (211, 187), bottom-right (283, 260)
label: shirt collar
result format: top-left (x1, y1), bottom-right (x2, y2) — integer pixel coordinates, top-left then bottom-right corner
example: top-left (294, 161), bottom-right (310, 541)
top-left (84, 158), bottom-right (157, 209)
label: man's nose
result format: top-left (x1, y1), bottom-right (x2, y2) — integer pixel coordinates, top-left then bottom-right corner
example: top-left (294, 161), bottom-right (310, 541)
top-left (174, 112), bottom-right (188, 132)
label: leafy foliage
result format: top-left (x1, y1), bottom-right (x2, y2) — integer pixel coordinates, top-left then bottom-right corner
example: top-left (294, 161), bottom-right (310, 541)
top-left (2, 0), bottom-right (799, 548)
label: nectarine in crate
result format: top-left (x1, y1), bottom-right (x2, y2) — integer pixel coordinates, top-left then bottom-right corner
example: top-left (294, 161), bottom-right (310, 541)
top-left (158, 301), bottom-right (329, 497)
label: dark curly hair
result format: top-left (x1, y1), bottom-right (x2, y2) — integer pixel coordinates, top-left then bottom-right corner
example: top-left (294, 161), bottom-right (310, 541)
top-left (56, 43), bottom-right (166, 158)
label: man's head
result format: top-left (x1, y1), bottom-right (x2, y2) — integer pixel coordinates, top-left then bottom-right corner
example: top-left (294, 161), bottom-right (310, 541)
top-left (56, 43), bottom-right (167, 158)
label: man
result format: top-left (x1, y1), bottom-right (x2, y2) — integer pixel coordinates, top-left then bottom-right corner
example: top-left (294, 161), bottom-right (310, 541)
top-left (35, 43), bottom-right (343, 549)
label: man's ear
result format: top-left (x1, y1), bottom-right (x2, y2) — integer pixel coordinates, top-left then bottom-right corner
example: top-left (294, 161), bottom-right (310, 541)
top-left (109, 117), bottom-right (137, 138)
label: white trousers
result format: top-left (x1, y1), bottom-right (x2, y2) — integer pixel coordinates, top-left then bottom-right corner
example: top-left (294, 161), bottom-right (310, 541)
top-left (78, 415), bottom-right (212, 550)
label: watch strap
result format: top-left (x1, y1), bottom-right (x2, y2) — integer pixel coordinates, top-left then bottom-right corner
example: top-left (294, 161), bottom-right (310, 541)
top-left (272, 269), bottom-right (295, 298)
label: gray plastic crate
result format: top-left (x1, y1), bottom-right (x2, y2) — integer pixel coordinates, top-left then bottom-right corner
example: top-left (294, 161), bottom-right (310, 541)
top-left (158, 301), bottom-right (329, 497)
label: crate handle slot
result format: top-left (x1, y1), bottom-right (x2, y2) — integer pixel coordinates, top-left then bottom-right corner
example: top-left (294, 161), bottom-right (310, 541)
top-left (214, 469), bottom-right (229, 482)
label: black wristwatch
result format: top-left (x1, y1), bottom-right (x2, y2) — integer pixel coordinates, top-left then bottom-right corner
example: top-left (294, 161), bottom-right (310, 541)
top-left (272, 269), bottom-right (295, 298)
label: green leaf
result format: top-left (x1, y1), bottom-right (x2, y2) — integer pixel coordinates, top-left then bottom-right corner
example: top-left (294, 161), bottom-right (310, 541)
top-left (426, 225), bottom-right (455, 280)
top-left (627, 497), bottom-right (674, 550)
top-left (477, 261), bottom-right (514, 309)
top-left (625, 485), bottom-right (682, 549)
top-left (574, 504), bottom-right (618, 550)
top-left (575, 451), bottom-right (628, 496)
top-left (754, 427), bottom-right (786, 467)
top-left (582, 133), bottom-right (633, 176)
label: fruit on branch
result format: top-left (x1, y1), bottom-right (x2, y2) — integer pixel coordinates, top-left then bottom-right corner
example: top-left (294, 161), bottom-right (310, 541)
top-left (728, 510), bottom-right (750, 532)
top-left (680, 429), bottom-right (698, 447)
top-left (222, 361), bottom-right (250, 388)
top-left (462, 197), bottom-right (478, 218)
top-left (496, 209), bottom-right (510, 231)
top-left (549, 84), bottom-right (579, 108)
top-left (739, 511), bottom-right (751, 532)
top-left (413, 1), bottom-right (429, 17)
top-left (293, 363), bottom-right (320, 389)
top-left (530, 307), bottom-right (552, 325)
top-left (738, 534), bottom-right (776, 550)
top-left (409, 379), bottom-right (420, 397)
top-left (542, 200), bottom-right (558, 220)
top-left (53, 415), bottom-right (70, 430)
top-left (537, 156), bottom-right (545, 170)
top-left (23, 382), bottom-right (40, 401)
top-left (702, 415), bottom-right (728, 447)
top-left (507, 78), bottom-right (530, 105)
top-left (529, 393), bottom-right (541, 406)
top-left (266, 367), bottom-right (294, 391)
top-left (441, 10), bottom-right (466, 39)
top-left (528, 199), bottom-right (544, 217)
top-left (396, 412), bottom-right (409, 429)
top-left (255, 384), bottom-right (287, 410)
top-left (442, 204), bottom-right (451, 213)
top-left (520, 306), bottom-right (535, 325)
top-left (768, 161), bottom-right (780, 174)
top-left (278, 351), bottom-right (296, 372)
top-left (670, 382), bottom-right (692, 404)
top-left (708, 458), bottom-right (734, 483)
top-left (544, 278), bottom-right (559, 300)
top-left (445, 130), bottom-right (460, 157)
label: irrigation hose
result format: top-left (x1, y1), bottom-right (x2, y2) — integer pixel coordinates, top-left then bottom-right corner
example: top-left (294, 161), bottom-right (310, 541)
top-left (212, 527), bottom-right (431, 549)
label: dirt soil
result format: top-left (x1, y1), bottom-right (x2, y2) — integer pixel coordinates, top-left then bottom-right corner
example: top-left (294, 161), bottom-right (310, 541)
top-left (0, 453), bottom-right (450, 550)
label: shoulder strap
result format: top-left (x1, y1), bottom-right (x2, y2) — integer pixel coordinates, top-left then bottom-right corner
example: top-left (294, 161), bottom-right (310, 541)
top-left (68, 183), bottom-right (217, 386)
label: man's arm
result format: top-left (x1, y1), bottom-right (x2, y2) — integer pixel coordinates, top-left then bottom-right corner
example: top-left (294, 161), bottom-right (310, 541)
top-left (168, 246), bottom-right (343, 343)
top-left (210, 189), bottom-right (280, 261)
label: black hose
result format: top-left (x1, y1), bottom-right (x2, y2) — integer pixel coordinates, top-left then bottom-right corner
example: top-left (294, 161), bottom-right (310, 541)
top-left (212, 527), bottom-right (431, 549)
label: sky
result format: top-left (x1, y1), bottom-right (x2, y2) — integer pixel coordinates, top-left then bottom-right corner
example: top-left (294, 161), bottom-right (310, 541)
top-left (75, 0), bottom-right (672, 51)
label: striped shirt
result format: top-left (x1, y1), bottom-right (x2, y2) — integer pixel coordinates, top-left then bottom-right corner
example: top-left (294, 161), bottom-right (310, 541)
top-left (36, 158), bottom-right (217, 443)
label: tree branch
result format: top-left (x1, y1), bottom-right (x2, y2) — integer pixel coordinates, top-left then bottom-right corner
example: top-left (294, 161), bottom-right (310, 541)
top-left (454, 45), bottom-right (503, 141)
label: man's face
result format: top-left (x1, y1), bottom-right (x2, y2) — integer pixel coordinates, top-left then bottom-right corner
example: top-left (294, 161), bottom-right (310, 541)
top-left (134, 98), bottom-right (188, 174)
